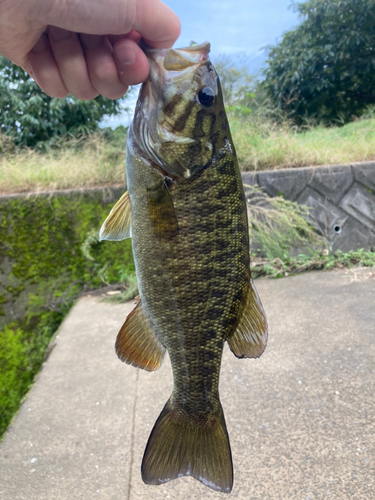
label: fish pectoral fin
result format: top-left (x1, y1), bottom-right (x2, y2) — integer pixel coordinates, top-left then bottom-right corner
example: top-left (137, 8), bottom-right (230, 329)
top-left (147, 179), bottom-right (179, 238)
top-left (99, 191), bottom-right (131, 241)
top-left (227, 278), bottom-right (268, 359)
top-left (115, 298), bottom-right (166, 371)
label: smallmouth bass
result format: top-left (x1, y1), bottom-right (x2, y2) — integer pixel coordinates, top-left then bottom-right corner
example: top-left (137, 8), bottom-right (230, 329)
top-left (100, 41), bottom-right (268, 494)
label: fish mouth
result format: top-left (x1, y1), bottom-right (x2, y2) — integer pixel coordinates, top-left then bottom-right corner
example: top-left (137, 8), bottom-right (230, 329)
top-left (139, 41), bottom-right (211, 118)
top-left (142, 40), bottom-right (211, 71)
top-left (131, 41), bottom-right (212, 177)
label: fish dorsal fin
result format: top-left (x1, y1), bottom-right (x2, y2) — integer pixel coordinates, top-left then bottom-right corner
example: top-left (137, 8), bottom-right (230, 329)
top-left (227, 279), bottom-right (268, 359)
top-left (99, 191), bottom-right (131, 241)
top-left (115, 298), bottom-right (166, 371)
top-left (147, 179), bottom-right (179, 238)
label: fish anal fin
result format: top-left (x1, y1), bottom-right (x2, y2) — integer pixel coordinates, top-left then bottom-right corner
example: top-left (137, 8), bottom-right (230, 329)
top-left (142, 399), bottom-right (233, 493)
top-left (115, 299), bottom-right (166, 371)
top-left (228, 279), bottom-right (268, 359)
top-left (99, 191), bottom-right (131, 241)
top-left (147, 179), bottom-right (178, 238)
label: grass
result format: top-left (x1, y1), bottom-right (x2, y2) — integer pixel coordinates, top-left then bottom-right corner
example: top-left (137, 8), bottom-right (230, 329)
top-left (0, 133), bottom-right (126, 195)
top-left (246, 184), bottom-right (326, 260)
top-left (250, 249), bottom-right (375, 279)
top-left (1, 113), bottom-right (375, 194)
top-left (231, 114), bottom-right (375, 171)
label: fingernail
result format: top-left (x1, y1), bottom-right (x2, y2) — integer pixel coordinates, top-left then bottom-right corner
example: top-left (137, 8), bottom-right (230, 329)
top-left (115, 42), bottom-right (137, 65)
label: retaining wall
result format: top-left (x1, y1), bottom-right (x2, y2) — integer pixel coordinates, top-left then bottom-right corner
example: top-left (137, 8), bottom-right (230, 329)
top-left (242, 162), bottom-right (375, 253)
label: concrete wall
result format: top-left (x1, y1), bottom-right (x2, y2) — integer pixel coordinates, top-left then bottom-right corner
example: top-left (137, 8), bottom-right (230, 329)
top-left (1, 162), bottom-right (374, 255)
top-left (242, 162), bottom-right (375, 253)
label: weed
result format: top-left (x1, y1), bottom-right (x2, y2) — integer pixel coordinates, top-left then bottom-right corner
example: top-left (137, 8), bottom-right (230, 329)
top-left (246, 184), bottom-right (325, 260)
top-left (0, 131), bottom-right (127, 195)
top-left (230, 113), bottom-right (375, 171)
top-left (250, 249), bottom-right (375, 279)
top-left (2, 113), bottom-right (375, 195)
top-left (0, 192), bottom-right (135, 439)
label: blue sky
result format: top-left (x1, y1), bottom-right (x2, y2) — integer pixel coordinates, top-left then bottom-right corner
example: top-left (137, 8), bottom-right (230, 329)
top-left (101, 0), bottom-right (300, 127)
top-left (168, 0), bottom-right (299, 61)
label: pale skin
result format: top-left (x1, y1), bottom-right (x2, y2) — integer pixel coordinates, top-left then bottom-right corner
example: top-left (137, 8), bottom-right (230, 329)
top-left (0, 0), bottom-right (181, 99)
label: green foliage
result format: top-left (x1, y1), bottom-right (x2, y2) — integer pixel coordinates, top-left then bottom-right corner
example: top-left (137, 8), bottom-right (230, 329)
top-left (102, 273), bottom-right (139, 303)
top-left (214, 56), bottom-right (259, 115)
top-left (0, 191), bottom-right (135, 437)
top-left (250, 249), bottom-right (375, 279)
top-left (262, 0), bottom-right (375, 124)
top-left (0, 313), bottom-right (62, 438)
top-left (0, 326), bottom-right (31, 436)
top-left (0, 56), bottom-right (126, 148)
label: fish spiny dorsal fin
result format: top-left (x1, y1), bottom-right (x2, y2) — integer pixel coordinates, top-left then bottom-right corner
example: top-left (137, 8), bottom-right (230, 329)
top-left (227, 279), bottom-right (268, 359)
top-left (115, 298), bottom-right (166, 371)
top-left (99, 191), bottom-right (131, 241)
top-left (142, 399), bottom-right (233, 493)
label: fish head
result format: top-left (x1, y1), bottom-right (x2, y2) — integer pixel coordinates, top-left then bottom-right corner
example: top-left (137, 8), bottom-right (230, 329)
top-left (132, 42), bottom-right (227, 180)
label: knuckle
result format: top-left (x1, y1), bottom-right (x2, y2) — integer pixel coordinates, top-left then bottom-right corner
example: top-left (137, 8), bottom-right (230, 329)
top-left (91, 59), bottom-right (116, 82)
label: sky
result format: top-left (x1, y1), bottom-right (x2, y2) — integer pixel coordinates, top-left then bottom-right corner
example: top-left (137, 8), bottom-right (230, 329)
top-left (101, 0), bottom-right (300, 128)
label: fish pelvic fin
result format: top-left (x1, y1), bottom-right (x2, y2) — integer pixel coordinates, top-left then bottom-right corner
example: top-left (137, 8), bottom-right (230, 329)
top-left (115, 298), bottom-right (166, 371)
top-left (99, 191), bottom-right (131, 241)
top-left (228, 278), bottom-right (268, 359)
top-left (142, 399), bottom-right (233, 493)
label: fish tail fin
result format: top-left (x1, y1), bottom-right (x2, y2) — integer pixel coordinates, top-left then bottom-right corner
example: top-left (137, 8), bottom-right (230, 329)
top-left (141, 398), bottom-right (233, 493)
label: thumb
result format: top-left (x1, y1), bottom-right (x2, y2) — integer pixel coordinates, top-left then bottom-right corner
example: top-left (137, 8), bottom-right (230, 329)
top-left (33, 0), bottom-right (181, 48)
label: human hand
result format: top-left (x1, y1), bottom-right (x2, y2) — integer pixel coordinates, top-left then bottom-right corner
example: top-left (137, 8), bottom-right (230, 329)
top-left (0, 0), bottom-right (180, 99)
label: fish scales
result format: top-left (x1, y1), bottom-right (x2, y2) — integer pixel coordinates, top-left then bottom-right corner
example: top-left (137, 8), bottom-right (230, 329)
top-left (100, 41), bottom-right (268, 494)
top-left (131, 150), bottom-right (249, 416)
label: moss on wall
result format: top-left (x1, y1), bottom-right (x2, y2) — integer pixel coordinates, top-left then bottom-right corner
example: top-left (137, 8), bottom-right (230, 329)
top-left (0, 187), bottom-right (135, 438)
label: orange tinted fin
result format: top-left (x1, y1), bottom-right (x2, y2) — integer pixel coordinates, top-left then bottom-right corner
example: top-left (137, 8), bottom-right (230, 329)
top-left (115, 299), bottom-right (166, 371)
top-left (99, 191), bottom-right (131, 241)
top-left (142, 399), bottom-right (233, 493)
top-left (227, 279), bottom-right (268, 359)
top-left (147, 179), bottom-right (178, 238)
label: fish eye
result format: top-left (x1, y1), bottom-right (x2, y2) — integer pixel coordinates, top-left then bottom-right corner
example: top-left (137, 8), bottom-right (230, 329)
top-left (197, 86), bottom-right (215, 107)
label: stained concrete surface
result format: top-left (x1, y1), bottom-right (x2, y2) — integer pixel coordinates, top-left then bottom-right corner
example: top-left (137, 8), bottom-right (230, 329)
top-left (0, 269), bottom-right (374, 500)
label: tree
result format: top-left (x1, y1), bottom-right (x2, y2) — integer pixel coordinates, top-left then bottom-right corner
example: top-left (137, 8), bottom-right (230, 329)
top-left (214, 56), bottom-right (258, 115)
top-left (262, 0), bottom-right (375, 124)
top-left (0, 56), bottom-right (126, 148)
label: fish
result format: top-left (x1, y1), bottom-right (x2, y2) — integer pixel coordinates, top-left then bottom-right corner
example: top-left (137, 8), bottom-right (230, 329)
top-left (100, 41), bottom-right (268, 494)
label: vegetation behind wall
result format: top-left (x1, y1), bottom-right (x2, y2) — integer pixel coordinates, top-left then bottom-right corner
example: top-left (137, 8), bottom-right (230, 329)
top-left (0, 188), bottom-right (135, 438)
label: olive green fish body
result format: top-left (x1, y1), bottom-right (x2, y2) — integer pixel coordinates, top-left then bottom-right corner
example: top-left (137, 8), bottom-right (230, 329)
top-left (127, 124), bottom-right (249, 418)
top-left (100, 41), bottom-right (268, 494)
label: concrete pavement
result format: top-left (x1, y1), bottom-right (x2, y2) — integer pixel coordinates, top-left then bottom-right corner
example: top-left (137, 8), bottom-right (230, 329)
top-left (0, 268), bottom-right (374, 499)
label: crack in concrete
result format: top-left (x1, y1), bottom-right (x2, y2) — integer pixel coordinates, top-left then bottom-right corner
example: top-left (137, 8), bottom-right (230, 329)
top-left (127, 369), bottom-right (139, 500)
